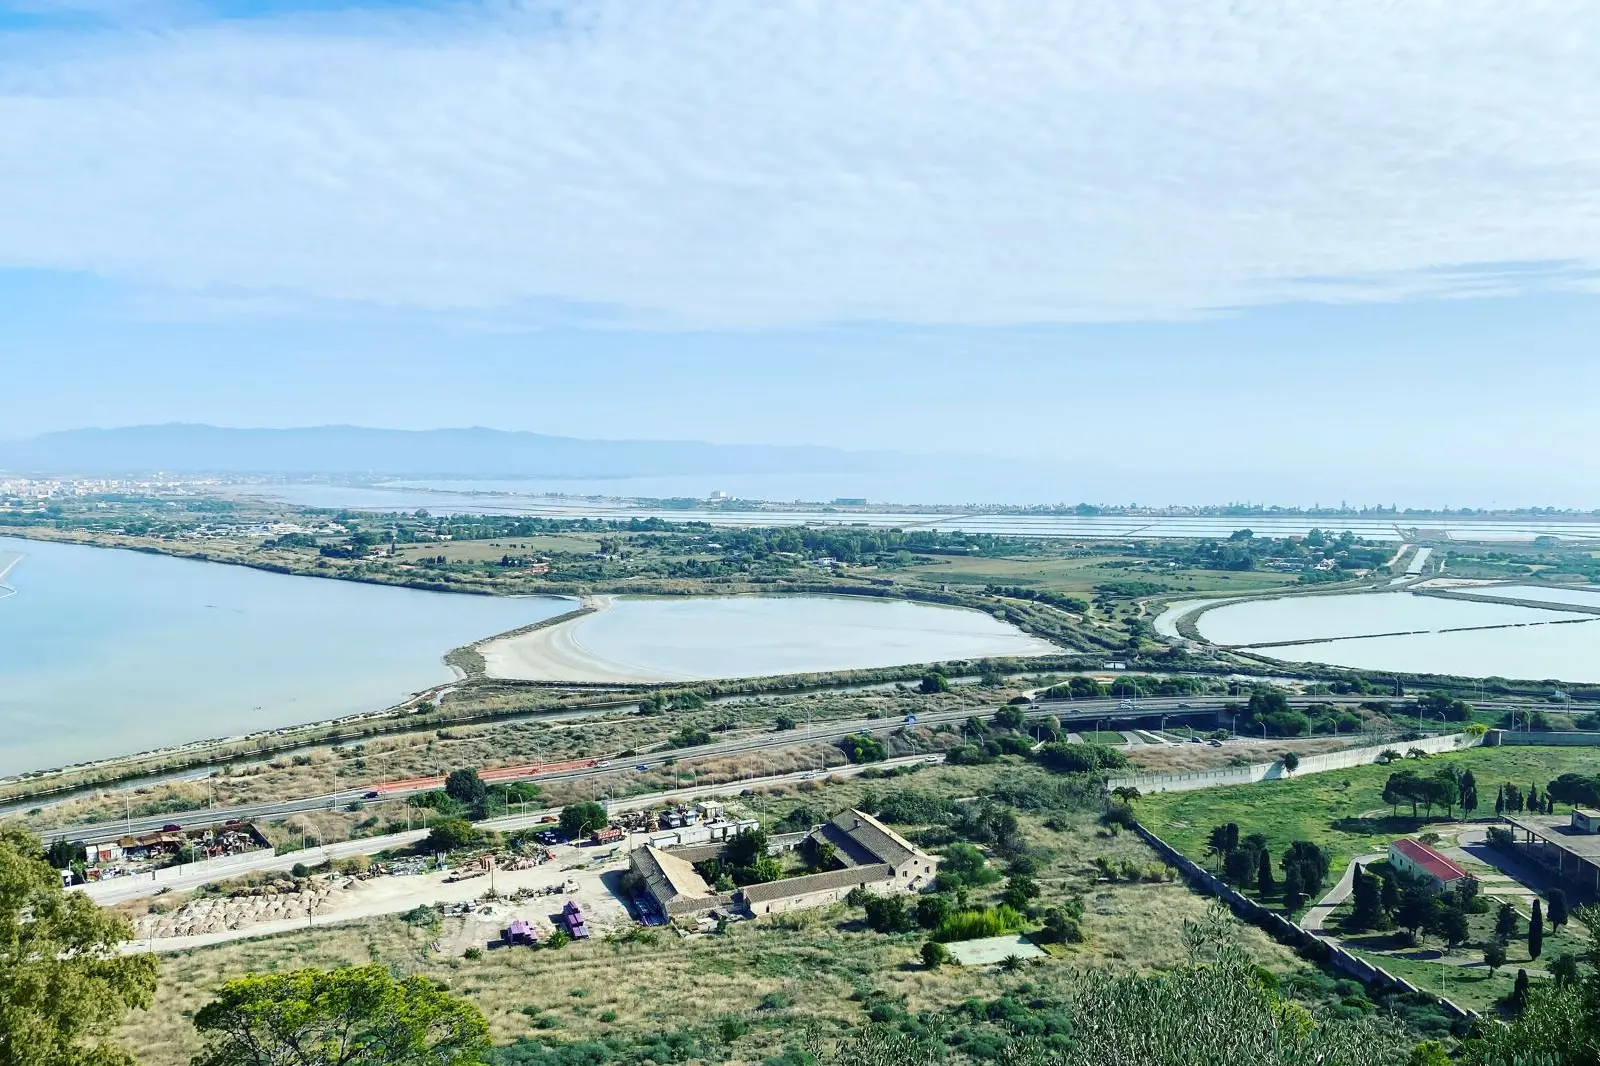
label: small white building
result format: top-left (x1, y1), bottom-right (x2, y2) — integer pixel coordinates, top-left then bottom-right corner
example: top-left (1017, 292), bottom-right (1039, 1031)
top-left (1388, 838), bottom-right (1468, 893)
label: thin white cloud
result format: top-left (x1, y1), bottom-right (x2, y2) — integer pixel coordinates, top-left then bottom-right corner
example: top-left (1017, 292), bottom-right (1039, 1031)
top-left (3, 0), bottom-right (1600, 326)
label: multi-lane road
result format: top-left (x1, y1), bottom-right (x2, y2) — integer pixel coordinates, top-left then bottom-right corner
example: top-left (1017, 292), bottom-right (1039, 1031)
top-left (36, 694), bottom-right (1537, 844)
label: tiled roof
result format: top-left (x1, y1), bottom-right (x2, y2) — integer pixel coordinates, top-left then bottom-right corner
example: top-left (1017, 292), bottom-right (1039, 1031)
top-left (824, 810), bottom-right (921, 869)
top-left (635, 845), bottom-right (712, 901)
top-left (740, 864), bottom-right (893, 904)
top-left (1390, 838), bottom-right (1467, 883)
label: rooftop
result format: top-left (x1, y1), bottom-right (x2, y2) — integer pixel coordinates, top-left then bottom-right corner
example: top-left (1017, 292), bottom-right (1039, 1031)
top-left (1506, 815), bottom-right (1600, 861)
top-left (635, 845), bottom-right (712, 902)
top-left (1390, 837), bottom-right (1468, 883)
top-left (819, 809), bottom-right (921, 870)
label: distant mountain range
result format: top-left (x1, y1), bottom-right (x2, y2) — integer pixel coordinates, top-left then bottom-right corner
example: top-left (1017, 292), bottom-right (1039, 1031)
top-left (0, 424), bottom-right (913, 479)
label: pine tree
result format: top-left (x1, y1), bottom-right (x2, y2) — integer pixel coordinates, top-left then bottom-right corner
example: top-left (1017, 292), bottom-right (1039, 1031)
top-left (1460, 770), bottom-right (1479, 816)
top-left (1529, 899), bottom-right (1544, 959)
top-left (1548, 889), bottom-right (1569, 929)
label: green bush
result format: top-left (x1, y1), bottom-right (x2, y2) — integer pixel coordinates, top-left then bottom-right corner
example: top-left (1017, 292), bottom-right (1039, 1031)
top-left (1034, 743), bottom-right (1128, 774)
top-left (839, 733), bottom-right (888, 764)
top-left (935, 905), bottom-right (1027, 943)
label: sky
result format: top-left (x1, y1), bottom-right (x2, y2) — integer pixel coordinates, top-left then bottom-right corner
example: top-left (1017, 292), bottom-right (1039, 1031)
top-left (4, 0), bottom-right (1600, 506)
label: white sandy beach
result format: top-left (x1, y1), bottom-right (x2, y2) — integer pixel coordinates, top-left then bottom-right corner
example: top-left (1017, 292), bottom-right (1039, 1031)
top-left (480, 595), bottom-right (699, 683)
top-left (479, 593), bottom-right (1057, 684)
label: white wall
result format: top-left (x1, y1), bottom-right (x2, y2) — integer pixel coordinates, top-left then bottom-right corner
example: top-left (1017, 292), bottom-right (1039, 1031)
top-left (1106, 732), bottom-right (1478, 795)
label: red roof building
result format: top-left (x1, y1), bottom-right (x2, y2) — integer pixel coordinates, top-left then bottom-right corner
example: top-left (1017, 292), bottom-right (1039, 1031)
top-left (1388, 838), bottom-right (1468, 891)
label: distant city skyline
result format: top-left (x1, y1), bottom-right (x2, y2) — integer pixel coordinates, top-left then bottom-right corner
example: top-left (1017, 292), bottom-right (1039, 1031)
top-left (5, 1), bottom-right (1600, 507)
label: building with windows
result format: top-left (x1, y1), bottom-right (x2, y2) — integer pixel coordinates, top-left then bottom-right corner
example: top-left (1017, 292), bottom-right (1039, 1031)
top-left (1388, 837), bottom-right (1468, 892)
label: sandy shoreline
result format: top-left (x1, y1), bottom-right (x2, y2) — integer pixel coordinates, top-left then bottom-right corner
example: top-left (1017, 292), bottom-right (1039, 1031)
top-left (478, 593), bottom-right (1058, 684)
top-left (480, 595), bottom-right (697, 683)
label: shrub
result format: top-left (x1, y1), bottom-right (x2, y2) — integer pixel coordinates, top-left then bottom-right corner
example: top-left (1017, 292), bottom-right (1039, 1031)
top-left (935, 905), bottom-right (1027, 942)
top-left (937, 843), bottom-right (1001, 888)
top-left (921, 941), bottom-right (950, 968)
top-left (839, 733), bottom-right (888, 764)
top-left (863, 895), bottom-right (915, 933)
top-left (559, 802), bottom-right (609, 838)
top-left (1041, 908), bottom-right (1084, 944)
top-left (1035, 743), bottom-right (1128, 774)
top-left (426, 818), bottom-right (480, 852)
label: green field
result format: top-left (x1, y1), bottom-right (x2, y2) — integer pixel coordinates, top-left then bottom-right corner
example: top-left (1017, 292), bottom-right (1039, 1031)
top-left (899, 554), bottom-right (1298, 595)
top-left (1137, 747), bottom-right (1600, 901)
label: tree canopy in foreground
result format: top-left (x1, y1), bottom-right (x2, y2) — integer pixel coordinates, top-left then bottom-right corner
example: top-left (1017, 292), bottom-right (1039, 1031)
top-left (193, 964), bottom-right (489, 1066)
top-left (0, 826), bottom-right (158, 1066)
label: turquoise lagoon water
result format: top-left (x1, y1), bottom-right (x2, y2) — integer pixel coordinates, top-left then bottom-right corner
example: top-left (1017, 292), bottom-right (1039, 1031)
top-left (0, 537), bottom-right (570, 776)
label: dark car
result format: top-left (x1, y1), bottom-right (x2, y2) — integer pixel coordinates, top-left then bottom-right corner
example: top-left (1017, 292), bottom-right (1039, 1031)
top-left (162, 823), bottom-right (182, 832)
top-left (363, 790), bottom-right (380, 799)
top-left (635, 763), bottom-right (650, 772)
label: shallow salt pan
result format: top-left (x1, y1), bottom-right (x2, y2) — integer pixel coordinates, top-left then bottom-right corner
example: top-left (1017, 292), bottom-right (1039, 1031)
top-left (481, 595), bottom-right (1057, 683)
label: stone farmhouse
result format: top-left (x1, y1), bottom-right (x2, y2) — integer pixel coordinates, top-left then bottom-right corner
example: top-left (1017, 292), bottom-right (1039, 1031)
top-left (629, 808), bottom-right (938, 920)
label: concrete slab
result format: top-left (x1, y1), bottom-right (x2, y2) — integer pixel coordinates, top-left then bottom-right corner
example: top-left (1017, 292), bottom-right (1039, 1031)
top-left (945, 934), bottom-right (1046, 967)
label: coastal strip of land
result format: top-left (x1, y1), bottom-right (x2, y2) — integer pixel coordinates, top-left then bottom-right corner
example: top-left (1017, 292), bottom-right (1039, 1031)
top-left (0, 550), bottom-right (20, 598)
top-left (478, 594), bottom-right (699, 684)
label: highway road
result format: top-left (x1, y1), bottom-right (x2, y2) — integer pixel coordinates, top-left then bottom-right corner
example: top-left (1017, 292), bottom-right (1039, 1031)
top-left (33, 693), bottom-right (1523, 844)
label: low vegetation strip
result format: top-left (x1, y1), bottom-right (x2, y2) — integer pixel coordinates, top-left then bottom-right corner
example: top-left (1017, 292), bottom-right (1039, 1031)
top-left (1106, 733), bottom-right (1477, 795)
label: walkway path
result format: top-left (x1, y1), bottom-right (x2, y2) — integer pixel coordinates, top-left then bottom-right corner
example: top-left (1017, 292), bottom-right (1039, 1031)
top-left (1300, 853), bottom-right (1384, 934)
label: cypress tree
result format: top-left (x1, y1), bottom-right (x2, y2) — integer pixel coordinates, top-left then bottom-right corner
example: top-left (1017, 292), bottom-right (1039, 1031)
top-left (1256, 848), bottom-right (1275, 896)
top-left (1530, 899), bottom-right (1544, 959)
top-left (1283, 864), bottom-right (1305, 911)
top-left (1349, 864), bottom-right (1385, 930)
top-left (1510, 968), bottom-right (1531, 1015)
top-left (1495, 901), bottom-right (1520, 944)
top-left (1549, 889), bottom-right (1569, 929)
top-left (1495, 785), bottom-right (1505, 815)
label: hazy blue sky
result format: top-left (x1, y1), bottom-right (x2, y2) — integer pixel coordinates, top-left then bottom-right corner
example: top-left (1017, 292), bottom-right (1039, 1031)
top-left (5, 0), bottom-right (1600, 505)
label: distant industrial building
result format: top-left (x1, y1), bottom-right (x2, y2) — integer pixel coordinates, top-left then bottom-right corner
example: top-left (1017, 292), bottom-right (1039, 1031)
top-left (629, 809), bottom-right (937, 920)
top-left (1388, 838), bottom-right (1468, 892)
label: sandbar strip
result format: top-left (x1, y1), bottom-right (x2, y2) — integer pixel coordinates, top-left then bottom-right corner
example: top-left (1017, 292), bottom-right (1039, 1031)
top-left (479, 595), bottom-right (696, 684)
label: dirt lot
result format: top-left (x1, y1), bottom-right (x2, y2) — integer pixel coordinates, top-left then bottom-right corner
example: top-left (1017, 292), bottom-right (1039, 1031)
top-left (126, 842), bottom-right (633, 953)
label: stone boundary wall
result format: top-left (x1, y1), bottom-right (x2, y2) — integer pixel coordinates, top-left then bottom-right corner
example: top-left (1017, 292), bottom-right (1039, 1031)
top-left (1493, 730), bottom-right (1600, 747)
top-left (1107, 732), bottom-right (1478, 795)
top-left (1132, 822), bottom-right (1476, 1021)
